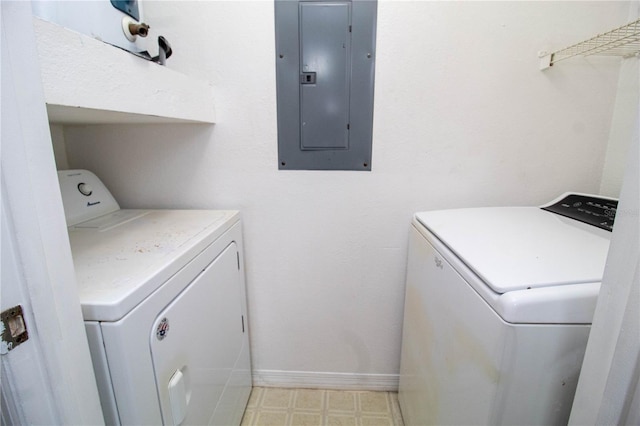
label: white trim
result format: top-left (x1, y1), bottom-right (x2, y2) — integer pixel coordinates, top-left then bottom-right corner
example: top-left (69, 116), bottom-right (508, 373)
top-left (252, 370), bottom-right (399, 391)
top-left (1, 2), bottom-right (104, 424)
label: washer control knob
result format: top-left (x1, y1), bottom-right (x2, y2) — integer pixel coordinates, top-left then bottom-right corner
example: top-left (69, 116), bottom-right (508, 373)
top-left (77, 183), bottom-right (93, 196)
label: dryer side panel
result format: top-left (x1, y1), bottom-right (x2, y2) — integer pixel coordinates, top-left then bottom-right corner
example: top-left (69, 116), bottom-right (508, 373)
top-left (85, 321), bottom-right (120, 425)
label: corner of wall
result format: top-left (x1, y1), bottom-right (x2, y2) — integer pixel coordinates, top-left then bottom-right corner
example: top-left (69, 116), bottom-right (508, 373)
top-left (49, 123), bottom-right (69, 170)
top-left (598, 2), bottom-right (640, 198)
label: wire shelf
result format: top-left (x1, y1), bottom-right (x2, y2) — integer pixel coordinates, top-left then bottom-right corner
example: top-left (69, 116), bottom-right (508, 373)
top-left (539, 18), bottom-right (640, 70)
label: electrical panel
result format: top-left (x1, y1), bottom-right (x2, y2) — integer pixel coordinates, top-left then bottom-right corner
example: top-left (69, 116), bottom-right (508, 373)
top-left (275, 0), bottom-right (377, 171)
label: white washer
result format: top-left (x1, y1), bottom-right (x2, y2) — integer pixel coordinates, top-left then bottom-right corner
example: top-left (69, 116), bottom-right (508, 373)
top-left (398, 193), bottom-right (617, 425)
top-left (58, 170), bottom-right (251, 426)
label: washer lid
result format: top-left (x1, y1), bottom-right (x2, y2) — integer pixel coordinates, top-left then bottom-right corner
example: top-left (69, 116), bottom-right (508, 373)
top-left (415, 207), bottom-right (611, 294)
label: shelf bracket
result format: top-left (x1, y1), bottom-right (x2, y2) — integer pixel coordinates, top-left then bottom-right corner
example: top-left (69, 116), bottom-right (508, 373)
top-left (538, 51), bottom-right (553, 70)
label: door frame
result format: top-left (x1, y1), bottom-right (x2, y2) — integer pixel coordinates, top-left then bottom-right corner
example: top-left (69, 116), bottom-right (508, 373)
top-left (1, 2), bottom-right (103, 424)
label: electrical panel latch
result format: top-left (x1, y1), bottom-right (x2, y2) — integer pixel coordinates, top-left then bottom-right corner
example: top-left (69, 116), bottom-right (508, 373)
top-left (300, 72), bottom-right (317, 84)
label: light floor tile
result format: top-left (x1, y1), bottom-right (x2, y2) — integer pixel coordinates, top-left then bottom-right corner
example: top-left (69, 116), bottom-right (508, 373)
top-left (247, 388), bottom-right (263, 408)
top-left (262, 388), bottom-right (295, 409)
top-left (291, 412), bottom-right (323, 425)
top-left (294, 389), bottom-right (325, 410)
top-left (241, 387), bottom-right (404, 426)
top-left (327, 414), bottom-right (357, 426)
top-left (359, 392), bottom-right (390, 414)
top-left (241, 410), bottom-right (254, 426)
top-left (361, 416), bottom-right (394, 426)
top-left (254, 411), bottom-right (289, 426)
top-left (327, 390), bottom-right (357, 412)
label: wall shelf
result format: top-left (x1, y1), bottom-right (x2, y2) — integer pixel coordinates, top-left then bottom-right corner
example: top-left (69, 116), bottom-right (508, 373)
top-left (539, 18), bottom-right (640, 70)
top-left (33, 17), bottom-right (216, 124)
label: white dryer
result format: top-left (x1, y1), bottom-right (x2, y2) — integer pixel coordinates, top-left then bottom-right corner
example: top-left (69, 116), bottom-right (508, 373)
top-left (58, 170), bottom-right (251, 426)
top-left (398, 193), bottom-right (617, 425)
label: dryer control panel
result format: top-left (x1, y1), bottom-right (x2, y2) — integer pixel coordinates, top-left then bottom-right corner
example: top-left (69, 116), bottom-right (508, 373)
top-left (542, 193), bottom-right (617, 231)
top-left (58, 169), bottom-right (120, 227)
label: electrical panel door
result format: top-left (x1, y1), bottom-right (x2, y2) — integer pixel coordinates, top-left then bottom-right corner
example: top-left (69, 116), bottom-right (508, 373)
top-left (300, 2), bottom-right (351, 151)
top-left (275, 0), bottom-right (377, 171)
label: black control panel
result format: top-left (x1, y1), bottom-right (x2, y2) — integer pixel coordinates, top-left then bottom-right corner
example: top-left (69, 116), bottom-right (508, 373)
top-left (542, 194), bottom-right (617, 231)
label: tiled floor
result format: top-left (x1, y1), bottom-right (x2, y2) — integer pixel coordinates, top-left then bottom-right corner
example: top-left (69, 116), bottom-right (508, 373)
top-left (241, 387), bottom-right (405, 426)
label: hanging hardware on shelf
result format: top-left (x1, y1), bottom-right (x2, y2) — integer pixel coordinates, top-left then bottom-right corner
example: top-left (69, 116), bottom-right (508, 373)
top-left (539, 18), bottom-right (640, 70)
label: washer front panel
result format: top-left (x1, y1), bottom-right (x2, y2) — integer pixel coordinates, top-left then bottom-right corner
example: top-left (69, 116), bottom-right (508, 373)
top-left (399, 225), bottom-right (591, 424)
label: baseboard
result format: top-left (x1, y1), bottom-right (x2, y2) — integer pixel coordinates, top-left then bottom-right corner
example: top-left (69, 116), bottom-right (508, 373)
top-left (252, 370), bottom-right (399, 391)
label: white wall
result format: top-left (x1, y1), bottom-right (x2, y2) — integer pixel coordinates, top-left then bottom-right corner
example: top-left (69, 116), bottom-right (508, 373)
top-left (600, 2), bottom-right (639, 197)
top-left (50, 124), bottom-right (69, 169)
top-left (600, 59), bottom-right (639, 197)
top-left (61, 1), bottom-right (631, 388)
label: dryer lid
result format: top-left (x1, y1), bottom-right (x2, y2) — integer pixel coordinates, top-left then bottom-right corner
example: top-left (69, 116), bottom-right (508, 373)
top-left (69, 209), bottom-right (240, 321)
top-left (415, 206), bottom-right (611, 294)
